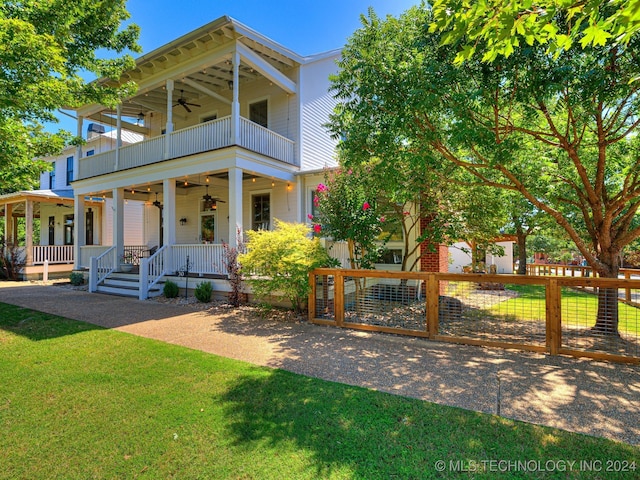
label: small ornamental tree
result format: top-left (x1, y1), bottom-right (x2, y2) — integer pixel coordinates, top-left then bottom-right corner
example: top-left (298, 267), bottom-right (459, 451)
top-left (310, 168), bottom-right (386, 270)
top-left (221, 229), bottom-right (245, 307)
top-left (238, 219), bottom-right (334, 313)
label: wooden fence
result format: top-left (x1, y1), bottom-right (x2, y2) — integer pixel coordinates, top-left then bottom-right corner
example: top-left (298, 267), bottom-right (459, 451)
top-left (309, 268), bottom-right (640, 364)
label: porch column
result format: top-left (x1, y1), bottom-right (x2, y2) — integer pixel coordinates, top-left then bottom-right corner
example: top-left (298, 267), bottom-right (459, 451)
top-left (113, 187), bottom-right (124, 268)
top-left (231, 51), bottom-right (240, 145)
top-left (24, 199), bottom-right (33, 266)
top-left (228, 167), bottom-right (243, 247)
top-left (162, 178), bottom-right (176, 247)
top-left (164, 79), bottom-right (174, 159)
top-left (73, 195), bottom-right (85, 269)
top-left (115, 104), bottom-right (122, 170)
top-left (75, 115), bottom-right (83, 180)
top-left (5, 204), bottom-right (14, 246)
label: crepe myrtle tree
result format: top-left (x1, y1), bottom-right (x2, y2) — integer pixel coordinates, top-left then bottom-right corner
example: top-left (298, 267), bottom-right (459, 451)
top-left (329, 5), bottom-right (640, 334)
top-left (309, 168), bottom-right (387, 270)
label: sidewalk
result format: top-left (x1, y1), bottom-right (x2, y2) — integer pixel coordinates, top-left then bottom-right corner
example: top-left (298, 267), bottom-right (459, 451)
top-left (0, 281), bottom-right (638, 446)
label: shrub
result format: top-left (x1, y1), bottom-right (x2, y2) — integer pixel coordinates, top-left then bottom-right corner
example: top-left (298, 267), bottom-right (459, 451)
top-left (163, 280), bottom-right (179, 298)
top-left (238, 219), bottom-right (335, 313)
top-left (194, 281), bottom-right (212, 303)
top-left (69, 272), bottom-right (85, 286)
top-left (222, 229), bottom-right (245, 307)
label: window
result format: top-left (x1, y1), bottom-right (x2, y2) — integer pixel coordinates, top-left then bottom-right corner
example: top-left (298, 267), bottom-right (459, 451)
top-left (48, 216), bottom-right (55, 245)
top-left (249, 99), bottom-right (268, 128)
top-left (85, 150), bottom-right (94, 157)
top-left (200, 214), bottom-right (215, 243)
top-left (66, 156), bottom-right (73, 185)
top-left (252, 194), bottom-right (270, 230)
top-left (49, 167), bottom-right (56, 189)
top-left (63, 214), bottom-right (74, 245)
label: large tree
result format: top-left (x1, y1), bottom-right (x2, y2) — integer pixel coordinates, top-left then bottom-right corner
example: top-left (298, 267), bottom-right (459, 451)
top-left (0, 0), bottom-right (140, 185)
top-left (329, 6), bottom-right (640, 334)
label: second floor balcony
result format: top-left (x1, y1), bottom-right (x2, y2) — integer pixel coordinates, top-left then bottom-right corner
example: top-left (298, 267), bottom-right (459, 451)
top-left (77, 115), bottom-right (296, 180)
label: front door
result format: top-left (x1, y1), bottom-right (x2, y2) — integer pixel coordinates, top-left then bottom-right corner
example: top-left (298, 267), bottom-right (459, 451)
top-left (48, 216), bottom-right (55, 245)
top-left (200, 213), bottom-right (215, 243)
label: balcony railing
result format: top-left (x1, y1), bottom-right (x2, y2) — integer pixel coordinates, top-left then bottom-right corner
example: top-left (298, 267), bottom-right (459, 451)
top-left (77, 115), bottom-right (296, 180)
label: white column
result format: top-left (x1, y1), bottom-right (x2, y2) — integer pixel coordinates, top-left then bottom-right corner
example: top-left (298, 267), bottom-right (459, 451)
top-left (75, 116), bottom-right (83, 180)
top-left (113, 187), bottom-right (124, 267)
top-left (162, 178), bottom-right (176, 247)
top-left (165, 79), bottom-right (174, 159)
top-left (115, 104), bottom-right (122, 170)
top-left (24, 199), bottom-right (33, 266)
top-left (5, 204), bottom-right (13, 246)
top-left (231, 51), bottom-right (240, 145)
top-left (73, 195), bottom-right (85, 269)
top-left (228, 167), bottom-right (243, 248)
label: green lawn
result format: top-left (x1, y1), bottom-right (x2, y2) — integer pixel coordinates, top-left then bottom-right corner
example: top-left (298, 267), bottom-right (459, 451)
top-left (1, 302), bottom-right (638, 479)
top-left (490, 284), bottom-right (640, 335)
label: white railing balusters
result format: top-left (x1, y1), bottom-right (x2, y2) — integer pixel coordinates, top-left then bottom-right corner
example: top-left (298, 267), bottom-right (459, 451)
top-left (89, 246), bottom-right (116, 292)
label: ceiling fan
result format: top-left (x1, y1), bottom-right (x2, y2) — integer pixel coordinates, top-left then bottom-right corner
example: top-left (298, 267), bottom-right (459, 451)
top-left (173, 90), bottom-right (200, 113)
top-left (202, 184), bottom-right (225, 211)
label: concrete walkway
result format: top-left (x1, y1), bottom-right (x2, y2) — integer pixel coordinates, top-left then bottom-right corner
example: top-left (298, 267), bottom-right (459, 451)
top-left (1, 282), bottom-right (639, 446)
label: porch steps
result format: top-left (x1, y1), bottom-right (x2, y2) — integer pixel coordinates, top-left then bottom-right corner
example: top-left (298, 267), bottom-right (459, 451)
top-left (96, 272), bottom-right (164, 298)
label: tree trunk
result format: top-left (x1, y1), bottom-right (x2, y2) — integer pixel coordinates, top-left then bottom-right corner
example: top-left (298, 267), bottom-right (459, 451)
top-left (592, 258), bottom-right (619, 335)
top-left (516, 231), bottom-right (527, 275)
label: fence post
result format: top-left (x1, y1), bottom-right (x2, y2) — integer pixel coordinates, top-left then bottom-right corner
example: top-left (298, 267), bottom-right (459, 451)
top-left (334, 270), bottom-right (344, 327)
top-left (545, 278), bottom-right (562, 355)
top-left (139, 257), bottom-right (149, 300)
top-left (89, 256), bottom-right (97, 293)
top-left (426, 274), bottom-right (439, 339)
top-left (308, 271), bottom-right (316, 321)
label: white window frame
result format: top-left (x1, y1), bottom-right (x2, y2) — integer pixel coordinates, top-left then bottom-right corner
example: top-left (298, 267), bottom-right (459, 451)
top-left (247, 96), bottom-right (270, 129)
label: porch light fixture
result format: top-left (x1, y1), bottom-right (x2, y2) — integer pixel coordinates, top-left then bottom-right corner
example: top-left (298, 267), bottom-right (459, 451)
top-left (180, 217), bottom-right (188, 226)
top-left (252, 176), bottom-right (256, 183)
top-left (271, 181), bottom-right (275, 187)
top-left (136, 112), bottom-right (145, 126)
top-left (228, 80), bottom-right (233, 90)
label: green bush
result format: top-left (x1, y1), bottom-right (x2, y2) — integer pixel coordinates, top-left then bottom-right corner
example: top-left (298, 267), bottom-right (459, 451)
top-left (238, 219), bottom-right (335, 313)
top-left (69, 272), bottom-right (85, 286)
top-left (163, 280), bottom-right (179, 298)
top-left (194, 281), bottom-right (212, 303)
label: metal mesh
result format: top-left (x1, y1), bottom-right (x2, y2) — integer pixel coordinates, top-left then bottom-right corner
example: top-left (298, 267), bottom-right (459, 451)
top-left (313, 274), bottom-right (335, 321)
top-left (561, 286), bottom-right (640, 357)
top-left (436, 280), bottom-right (546, 345)
top-left (343, 277), bottom-right (426, 332)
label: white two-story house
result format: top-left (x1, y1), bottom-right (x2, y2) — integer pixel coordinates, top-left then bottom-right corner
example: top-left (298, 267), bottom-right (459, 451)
top-left (48, 15), bottom-right (339, 296)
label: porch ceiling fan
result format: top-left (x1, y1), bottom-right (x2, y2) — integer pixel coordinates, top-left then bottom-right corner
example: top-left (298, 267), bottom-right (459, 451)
top-left (202, 184), bottom-right (225, 211)
top-left (173, 90), bottom-right (200, 113)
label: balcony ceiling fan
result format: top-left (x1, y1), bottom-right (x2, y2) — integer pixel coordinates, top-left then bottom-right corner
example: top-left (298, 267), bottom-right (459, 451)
top-left (173, 90), bottom-right (200, 113)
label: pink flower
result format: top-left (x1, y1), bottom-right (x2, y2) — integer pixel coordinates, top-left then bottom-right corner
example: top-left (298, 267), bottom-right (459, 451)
top-left (362, 201), bottom-right (371, 211)
top-left (313, 224), bottom-right (322, 234)
top-left (313, 196), bottom-right (320, 206)
top-left (347, 169), bottom-right (353, 175)
top-left (307, 213), bottom-right (314, 220)
top-left (403, 211), bottom-right (410, 216)
top-left (379, 216), bottom-right (385, 223)
top-left (316, 183), bottom-right (327, 192)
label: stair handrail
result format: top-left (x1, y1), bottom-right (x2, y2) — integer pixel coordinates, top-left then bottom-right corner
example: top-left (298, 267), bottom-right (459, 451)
top-left (139, 245), bottom-right (169, 300)
top-left (89, 246), bottom-right (117, 292)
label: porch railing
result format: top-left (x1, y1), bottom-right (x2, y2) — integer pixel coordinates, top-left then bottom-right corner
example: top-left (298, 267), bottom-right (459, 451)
top-left (139, 245), bottom-right (169, 300)
top-left (170, 244), bottom-right (227, 275)
top-left (77, 115), bottom-right (297, 180)
top-left (32, 245), bottom-right (74, 265)
top-left (89, 246), bottom-right (116, 292)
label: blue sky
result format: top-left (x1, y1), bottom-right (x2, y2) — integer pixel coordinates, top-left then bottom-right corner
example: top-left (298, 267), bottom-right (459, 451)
top-left (52, 0), bottom-right (419, 132)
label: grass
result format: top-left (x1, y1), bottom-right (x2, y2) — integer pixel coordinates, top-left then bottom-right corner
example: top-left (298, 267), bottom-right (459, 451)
top-left (1, 302), bottom-right (639, 479)
top-left (490, 284), bottom-right (640, 335)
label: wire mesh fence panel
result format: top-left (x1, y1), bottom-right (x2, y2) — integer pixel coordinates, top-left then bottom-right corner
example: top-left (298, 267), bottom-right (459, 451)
top-left (343, 276), bottom-right (427, 333)
top-left (313, 274), bottom-right (335, 321)
top-left (561, 286), bottom-right (640, 358)
top-left (436, 280), bottom-right (547, 346)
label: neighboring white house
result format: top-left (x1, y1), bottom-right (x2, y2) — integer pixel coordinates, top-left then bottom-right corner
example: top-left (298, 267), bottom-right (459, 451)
top-left (449, 240), bottom-right (515, 274)
top-left (0, 125), bottom-right (144, 278)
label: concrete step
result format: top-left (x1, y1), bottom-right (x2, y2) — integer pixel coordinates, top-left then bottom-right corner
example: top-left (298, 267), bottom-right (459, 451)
top-left (96, 272), bottom-right (164, 298)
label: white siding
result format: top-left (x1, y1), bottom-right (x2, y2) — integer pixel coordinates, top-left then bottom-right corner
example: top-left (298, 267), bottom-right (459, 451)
top-left (101, 198), bottom-right (145, 246)
top-left (300, 55), bottom-right (340, 171)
